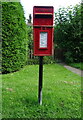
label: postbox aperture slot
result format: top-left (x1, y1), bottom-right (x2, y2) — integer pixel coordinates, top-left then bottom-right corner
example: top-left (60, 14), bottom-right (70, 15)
top-left (39, 31), bottom-right (48, 49)
top-left (34, 14), bottom-right (53, 18)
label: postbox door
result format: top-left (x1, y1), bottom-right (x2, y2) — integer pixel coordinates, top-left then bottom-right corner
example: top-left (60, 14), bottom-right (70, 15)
top-left (34, 28), bottom-right (53, 56)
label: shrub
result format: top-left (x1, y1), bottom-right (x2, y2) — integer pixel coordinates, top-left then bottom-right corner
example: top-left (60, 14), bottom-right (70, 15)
top-left (2, 2), bottom-right (27, 73)
top-left (64, 51), bottom-right (73, 63)
top-left (27, 56), bottom-right (55, 65)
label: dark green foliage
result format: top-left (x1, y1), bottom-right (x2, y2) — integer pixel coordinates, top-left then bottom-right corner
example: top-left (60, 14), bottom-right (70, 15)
top-left (27, 56), bottom-right (55, 65)
top-left (27, 26), bottom-right (33, 59)
top-left (2, 2), bottom-right (27, 73)
top-left (68, 62), bottom-right (83, 70)
top-left (54, 4), bottom-right (82, 63)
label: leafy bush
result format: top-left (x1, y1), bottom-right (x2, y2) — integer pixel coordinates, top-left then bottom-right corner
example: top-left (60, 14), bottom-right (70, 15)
top-left (43, 56), bottom-right (55, 64)
top-left (64, 51), bottom-right (73, 63)
top-left (68, 62), bottom-right (83, 70)
top-left (27, 56), bottom-right (55, 65)
top-left (2, 2), bottom-right (27, 73)
top-left (27, 58), bottom-right (39, 65)
top-left (54, 4), bottom-right (82, 63)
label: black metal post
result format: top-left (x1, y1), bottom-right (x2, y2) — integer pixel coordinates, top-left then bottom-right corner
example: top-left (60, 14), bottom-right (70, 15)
top-left (38, 56), bottom-right (43, 105)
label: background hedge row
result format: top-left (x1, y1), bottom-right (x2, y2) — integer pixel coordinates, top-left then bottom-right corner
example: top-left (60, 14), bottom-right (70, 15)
top-left (2, 2), bottom-right (27, 73)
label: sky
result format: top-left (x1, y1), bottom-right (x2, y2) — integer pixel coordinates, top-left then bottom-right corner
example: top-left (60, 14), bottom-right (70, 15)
top-left (20, 0), bottom-right (81, 21)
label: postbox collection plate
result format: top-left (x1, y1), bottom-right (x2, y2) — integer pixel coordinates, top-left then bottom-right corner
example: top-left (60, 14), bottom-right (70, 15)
top-left (39, 30), bottom-right (48, 49)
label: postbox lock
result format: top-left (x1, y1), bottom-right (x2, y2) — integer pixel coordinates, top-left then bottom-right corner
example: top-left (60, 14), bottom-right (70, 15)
top-left (42, 27), bottom-right (46, 30)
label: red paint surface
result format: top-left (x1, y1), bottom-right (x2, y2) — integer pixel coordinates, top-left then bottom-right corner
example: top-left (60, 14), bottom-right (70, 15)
top-left (33, 6), bottom-right (54, 56)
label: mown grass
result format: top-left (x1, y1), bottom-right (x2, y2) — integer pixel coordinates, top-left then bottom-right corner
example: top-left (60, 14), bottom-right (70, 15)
top-left (2, 64), bottom-right (81, 119)
top-left (69, 63), bottom-right (83, 70)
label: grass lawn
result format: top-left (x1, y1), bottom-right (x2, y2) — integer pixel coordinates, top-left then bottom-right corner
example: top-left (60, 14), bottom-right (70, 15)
top-left (2, 64), bottom-right (81, 119)
top-left (68, 63), bottom-right (83, 70)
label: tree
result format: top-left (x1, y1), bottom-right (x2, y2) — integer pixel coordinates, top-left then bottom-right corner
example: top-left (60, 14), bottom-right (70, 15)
top-left (54, 3), bottom-right (82, 63)
top-left (27, 14), bottom-right (33, 59)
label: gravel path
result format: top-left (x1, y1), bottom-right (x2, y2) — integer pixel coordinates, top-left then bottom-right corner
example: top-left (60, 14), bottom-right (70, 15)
top-left (60, 63), bottom-right (83, 77)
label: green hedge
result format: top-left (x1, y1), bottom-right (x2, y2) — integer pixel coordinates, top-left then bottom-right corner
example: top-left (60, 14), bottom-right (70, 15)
top-left (2, 2), bottom-right (27, 73)
top-left (27, 56), bottom-right (55, 65)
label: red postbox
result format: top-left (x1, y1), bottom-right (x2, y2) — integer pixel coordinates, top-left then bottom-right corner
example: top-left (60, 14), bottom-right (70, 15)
top-left (33, 6), bottom-right (54, 56)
